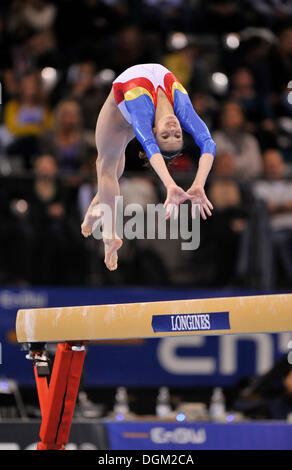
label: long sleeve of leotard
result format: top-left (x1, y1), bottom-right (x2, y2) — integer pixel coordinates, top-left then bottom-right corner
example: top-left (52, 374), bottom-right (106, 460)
top-left (124, 95), bottom-right (161, 159)
top-left (173, 91), bottom-right (216, 157)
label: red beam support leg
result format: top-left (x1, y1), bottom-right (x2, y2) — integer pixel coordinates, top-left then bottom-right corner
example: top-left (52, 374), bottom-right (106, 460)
top-left (54, 346), bottom-right (86, 447)
top-left (32, 342), bottom-right (86, 450)
top-left (33, 366), bottom-right (49, 418)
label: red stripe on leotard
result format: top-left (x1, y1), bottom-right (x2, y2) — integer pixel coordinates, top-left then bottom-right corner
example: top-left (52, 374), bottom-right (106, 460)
top-left (163, 72), bottom-right (181, 105)
top-left (113, 77), bottom-right (156, 106)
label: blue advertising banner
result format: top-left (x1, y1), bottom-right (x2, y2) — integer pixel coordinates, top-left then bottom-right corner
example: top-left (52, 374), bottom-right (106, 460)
top-left (0, 287), bottom-right (291, 387)
top-left (105, 421), bottom-right (292, 450)
top-left (151, 311), bottom-right (230, 333)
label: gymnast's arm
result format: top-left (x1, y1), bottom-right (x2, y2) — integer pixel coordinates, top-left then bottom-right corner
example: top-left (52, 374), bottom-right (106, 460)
top-left (174, 92), bottom-right (216, 218)
top-left (174, 92), bottom-right (216, 186)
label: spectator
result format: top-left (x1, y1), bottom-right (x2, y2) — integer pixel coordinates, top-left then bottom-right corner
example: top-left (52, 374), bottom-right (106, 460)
top-left (112, 25), bottom-right (154, 75)
top-left (253, 148), bottom-right (292, 286)
top-left (67, 61), bottom-right (106, 130)
top-left (27, 154), bottom-right (85, 284)
top-left (119, 175), bottom-right (158, 209)
top-left (1, 68), bottom-right (18, 102)
top-left (267, 368), bottom-right (292, 419)
top-left (8, 0), bottom-right (59, 69)
top-left (9, 0), bottom-right (56, 35)
top-left (229, 66), bottom-right (277, 150)
top-left (213, 101), bottom-right (263, 180)
top-left (272, 83), bottom-right (292, 164)
top-left (40, 99), bottom-right (92, 174)
top-left (4, 70), bottom-right (52, 137)
top-left (190, 92), bottom-right (217, 131)
top-left (230, 67), bottom-right (273, 131)
top-left (206, 152), bottom-right (247, 285)
top-left (3, 70), bottom-right (53, 167)
top-left (232, 357), bottom-right (292, 419)
top-left (237, 34), bottom-right (273, 106)
top-left (24, 25), bottom-right (58, 69)
top-left (269, 26), bottom-right (292, 96)
top-left (209, 152), bottom-right (242, 209)
top-left (162, 43), bottom-right (200, 90)
top-left (20, 0), bottom-right (57, 32)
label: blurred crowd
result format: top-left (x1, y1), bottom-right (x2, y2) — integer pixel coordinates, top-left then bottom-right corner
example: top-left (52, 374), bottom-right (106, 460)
top-left (0, 0), bottom-right (292, 288)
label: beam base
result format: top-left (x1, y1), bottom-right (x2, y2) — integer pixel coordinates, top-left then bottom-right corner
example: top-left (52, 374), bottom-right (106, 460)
top-left (32, 342), bottom-right (86, 450)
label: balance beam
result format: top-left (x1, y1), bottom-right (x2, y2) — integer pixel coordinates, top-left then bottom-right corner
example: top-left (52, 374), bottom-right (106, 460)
top-left (16, 293), bottom-right (292, 344)
top-left (15, 293), bottom-right (292, 450)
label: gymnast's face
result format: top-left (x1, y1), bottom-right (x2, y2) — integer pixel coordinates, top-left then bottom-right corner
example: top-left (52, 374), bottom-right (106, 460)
top-left (154, 115), bottom-right (183, 155)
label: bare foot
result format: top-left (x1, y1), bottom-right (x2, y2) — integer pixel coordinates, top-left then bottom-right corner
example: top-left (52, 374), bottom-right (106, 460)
top-left (104, 237), bottom-right (123, 271)
top-left (81, 206), bottom-right (102, 238)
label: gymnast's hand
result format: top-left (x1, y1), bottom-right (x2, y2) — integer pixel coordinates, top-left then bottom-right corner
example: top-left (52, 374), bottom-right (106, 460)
top-left (163, 183), bottom-right (191, 220)
top-left (186, 185), bottom-right (213, 220)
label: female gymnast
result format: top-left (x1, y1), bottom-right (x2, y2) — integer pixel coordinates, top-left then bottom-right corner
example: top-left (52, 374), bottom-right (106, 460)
top-left (81, 63), bottom-right (216, 271)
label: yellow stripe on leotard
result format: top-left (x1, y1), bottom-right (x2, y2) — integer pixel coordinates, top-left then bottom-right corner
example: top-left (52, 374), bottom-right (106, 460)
top-left (171, 81), bottom-right (188, 101)
top-left (124, 87), bottom-right (154, 103)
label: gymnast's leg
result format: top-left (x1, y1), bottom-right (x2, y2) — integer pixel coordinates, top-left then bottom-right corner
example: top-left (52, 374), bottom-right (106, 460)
top-left (97, 153), bottom-right (124, 271)
top-left (80, 180), bottom-right (99, 238)
top-left (81, 155), bottom-right (125, 238)
top-left (80, 87), bottom-right (134, 270)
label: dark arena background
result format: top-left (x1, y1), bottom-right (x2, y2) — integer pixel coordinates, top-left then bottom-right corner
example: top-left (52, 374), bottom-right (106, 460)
top-left (0, 0), bottom-right (292, 454)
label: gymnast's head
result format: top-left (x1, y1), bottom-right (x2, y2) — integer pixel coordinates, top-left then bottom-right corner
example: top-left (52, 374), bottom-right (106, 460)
top-left (153, 114), bottom-right (183, 161)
